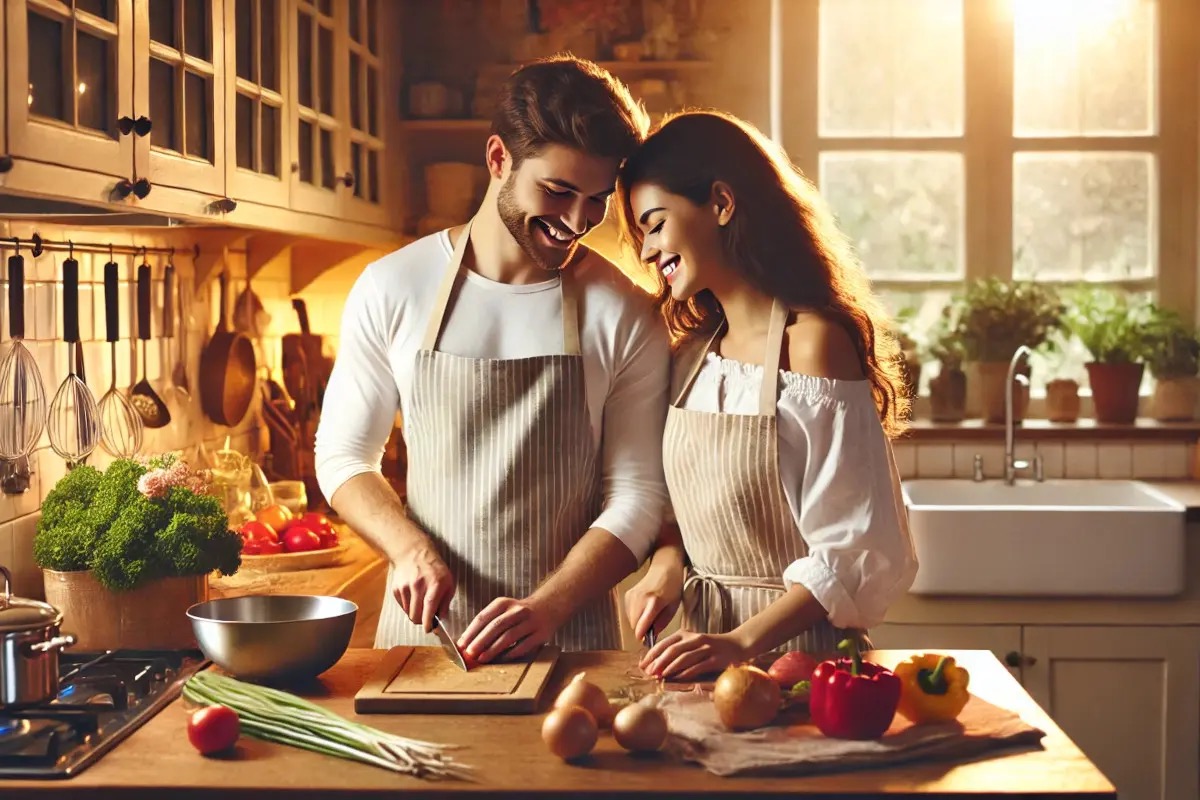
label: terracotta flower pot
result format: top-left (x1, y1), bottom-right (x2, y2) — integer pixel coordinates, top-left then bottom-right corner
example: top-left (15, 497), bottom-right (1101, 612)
top-left (1152, 377), bottom-right (1199, 421)
top-left (1085, 362), bottom-right (1144, 424)
top-left (977, 361), bottom-right (1030, 424)
top-left (929, 367), bottom-right (967, 422)
top-left (1045, 379), bottom-right (1081, 423)
top-left (42, 570), bottom-right (207, 652)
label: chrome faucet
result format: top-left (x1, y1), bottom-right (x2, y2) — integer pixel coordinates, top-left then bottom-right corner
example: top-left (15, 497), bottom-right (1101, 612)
top-left (1004, 345), bottom-right (1043, 485)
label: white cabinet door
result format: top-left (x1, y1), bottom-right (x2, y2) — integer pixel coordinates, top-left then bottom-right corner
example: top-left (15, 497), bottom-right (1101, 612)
top-left (1023, 626), bottom-right (1200, 800)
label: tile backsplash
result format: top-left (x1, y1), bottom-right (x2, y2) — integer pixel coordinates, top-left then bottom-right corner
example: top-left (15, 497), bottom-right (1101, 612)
top-left (893, 440), bottom-right (1194, 481)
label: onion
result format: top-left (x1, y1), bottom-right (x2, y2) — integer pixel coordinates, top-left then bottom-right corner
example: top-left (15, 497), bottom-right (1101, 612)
top-left (612, 703), bottom-right (668, 753)
top-left (712, 665), bottom-right (782, 731)
top-left (541, 706), bottom-right (598, 761)
top-left (553, 673), bottom-right (614, 728)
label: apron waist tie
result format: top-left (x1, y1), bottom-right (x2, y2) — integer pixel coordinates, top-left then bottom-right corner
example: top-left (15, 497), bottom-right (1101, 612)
top-left (681, 567), bottom-right (872, 652)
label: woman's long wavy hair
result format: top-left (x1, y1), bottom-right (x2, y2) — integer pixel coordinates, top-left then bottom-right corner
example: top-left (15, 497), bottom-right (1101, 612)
top-left (615, 110), bottom-right (910, 437)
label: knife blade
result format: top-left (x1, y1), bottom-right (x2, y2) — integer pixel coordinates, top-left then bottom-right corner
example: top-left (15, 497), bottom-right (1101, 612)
top-left (432, 615), bottom-right (469, 672)
top-left (643, 627), bottom-right (657, 650)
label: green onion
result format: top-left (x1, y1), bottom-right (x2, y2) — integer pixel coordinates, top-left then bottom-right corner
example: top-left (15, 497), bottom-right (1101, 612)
top-left (183, 671), bottom-right (474, 780)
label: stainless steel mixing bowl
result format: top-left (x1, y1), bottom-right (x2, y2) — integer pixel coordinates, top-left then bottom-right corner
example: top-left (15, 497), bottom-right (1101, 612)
top-left (187, 595), bottom-right (357, 681)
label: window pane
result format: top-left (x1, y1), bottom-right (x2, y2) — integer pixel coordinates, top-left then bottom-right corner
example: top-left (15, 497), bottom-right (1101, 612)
top-left (28, 12), bottom-right (66, 122)
top-left (236, 93), bottom-right (254, 169)
top-left (1013, 152), bottom-right (1154, 281)
top-left (184, 72), bottom-right (211, 160)
top-left (318, 25), bottom-right (333, 115)
top-left (149, 0), bottom-right (175, 46)
top-left (350, 0), bottom-right (361, 44)
top-left (320, 128), bottom-right (334, 189)
top-left (368, 149), bottom-right (380, 203)
top-left (297, 11), bottom-right (313, 108)
top-left (236, 0), bottom-right (253, 81)
top-left (351, 141), bottom-right (363, 198)
top-left (149, 58), bottom-right (178, 151)
top-left (820, 152), bottom-right (965, 278)
top-left (367, 0), bottom-right (378, 53)
top-left (76, 30), bottom-right (113, 135)
top-left (367, 67), bottom-right (378, 136)
top-left (298, 119), bottom-right (314, 185)
top-left (76, 0), bottom-right (115, 21)
top-left (261, 0), bottom-right (279, 91)
top-left (350, 53), bottom-right (362, 130)
top-left (262, 102), bottom-right (279, 176)
top-left (184, 0), bottom-right (209, 60)
top-left (818, 0), bottom-right (963, 137)
top-left (1013, 0), bottom-right (1155, 136)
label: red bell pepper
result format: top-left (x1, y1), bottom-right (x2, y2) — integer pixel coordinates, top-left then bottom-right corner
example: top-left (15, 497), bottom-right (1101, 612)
top-left (809, 638), bottom-right (901, 740)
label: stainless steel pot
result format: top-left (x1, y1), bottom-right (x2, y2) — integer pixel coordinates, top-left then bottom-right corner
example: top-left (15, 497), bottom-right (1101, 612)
top-left (0, 566), bottom-right (76, 707)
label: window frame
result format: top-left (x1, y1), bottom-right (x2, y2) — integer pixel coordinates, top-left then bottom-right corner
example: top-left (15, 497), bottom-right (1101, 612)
top-left (778, 0), bottom-right (1199, 326)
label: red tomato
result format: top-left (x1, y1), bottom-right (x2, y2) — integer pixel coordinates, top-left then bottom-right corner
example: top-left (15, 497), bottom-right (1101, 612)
top-left (301, 513), bottom-right (338, 548)
top-left (240, 538), bottom-right (262, 555)
top-left (239, 520), bottom-right (278, 543)
top-left (256, 539), bottom-right (283, 555)
top-left (767, 651), bottom-right (820, 690)
top-left (187, 705), bottom-right (240, 755)
top-left (283, 524), bottom-right (322, 553)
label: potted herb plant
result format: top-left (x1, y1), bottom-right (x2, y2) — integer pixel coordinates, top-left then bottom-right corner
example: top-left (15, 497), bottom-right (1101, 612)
top-left (1145, 305), bottom-right (1200, 421)
top-left (1064, 287), bottom-right (1155, 424)
top-left (35, 455), bottom-right (242, 651)
top-left (925, 309), bottom-right (967, 422)
top-left (949, 279), bottom-right (1065, 423)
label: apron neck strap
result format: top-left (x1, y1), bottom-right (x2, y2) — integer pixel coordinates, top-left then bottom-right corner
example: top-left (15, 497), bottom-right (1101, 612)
top-left (759, 299), bottom-right (787, 417)
top-left (420, 217), bottom-right (582, 356)
top-left (672, 298), bottom-right (788, 417)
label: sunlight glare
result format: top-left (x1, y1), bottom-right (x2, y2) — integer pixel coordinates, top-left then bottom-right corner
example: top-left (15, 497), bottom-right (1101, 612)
top-left (1011, 0), bottom-right (1139, 45)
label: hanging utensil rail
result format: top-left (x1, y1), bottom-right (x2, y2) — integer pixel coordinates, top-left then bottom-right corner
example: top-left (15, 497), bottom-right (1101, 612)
top-left (0, 234), bottom-right (200, 259)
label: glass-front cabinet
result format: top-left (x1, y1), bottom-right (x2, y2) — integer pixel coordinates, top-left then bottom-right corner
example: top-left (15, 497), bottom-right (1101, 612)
top-left (224, 0), bottom-right (288, 206)
top-left (135, 0), bottom-right (226, 195)
top-left (289, 0), bottom-right (386, 221)
top-left (4, 0), bottom-right (135, 180)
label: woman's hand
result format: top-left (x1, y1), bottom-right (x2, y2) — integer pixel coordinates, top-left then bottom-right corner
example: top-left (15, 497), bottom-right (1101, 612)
top-left (624, 561), bottom-right (684, 643)
top-left (640, 630), bottom-right (750, 681)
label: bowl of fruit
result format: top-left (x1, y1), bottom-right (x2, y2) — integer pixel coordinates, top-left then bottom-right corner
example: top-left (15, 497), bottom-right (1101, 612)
top-left (236, 505), bottom-right (347, 572)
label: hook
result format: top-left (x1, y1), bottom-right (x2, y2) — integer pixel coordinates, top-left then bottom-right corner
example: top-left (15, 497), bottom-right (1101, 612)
top-left (30, 233), bottom-right (43, 258)
top-left (139, 245), bottom-right (148, 264)
top-left (109, 242), bottom-right (114, 262)
top-left (10, 237), bottom-right (18, 255)
top-left (68, 240), bottom-right (74, 260)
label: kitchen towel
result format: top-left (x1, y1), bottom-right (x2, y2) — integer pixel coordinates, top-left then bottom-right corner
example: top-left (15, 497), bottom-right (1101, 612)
top-left (656, 689), bottom-right (1045, 777)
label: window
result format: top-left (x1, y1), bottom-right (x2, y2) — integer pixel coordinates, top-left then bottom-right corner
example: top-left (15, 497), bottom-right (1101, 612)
top-left (780, 0), bottom-right (1197, 394)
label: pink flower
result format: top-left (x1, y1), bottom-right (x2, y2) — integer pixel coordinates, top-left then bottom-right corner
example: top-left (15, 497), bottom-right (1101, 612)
top-left (137, 469), bottom-right (170, 499)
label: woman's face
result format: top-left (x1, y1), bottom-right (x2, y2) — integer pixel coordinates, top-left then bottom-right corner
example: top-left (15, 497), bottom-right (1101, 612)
top-left (629, 181), bottom-right (727, 301)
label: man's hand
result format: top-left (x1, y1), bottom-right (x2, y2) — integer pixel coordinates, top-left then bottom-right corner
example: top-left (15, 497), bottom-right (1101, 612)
top-left (391, 541), bottom-right (455, 634)
top-left (624, 561), bottom-right (684, 643)
top-left (639, 630), bottom-right (749, 681)
top-left (457, 597), bottom-right (562, 664)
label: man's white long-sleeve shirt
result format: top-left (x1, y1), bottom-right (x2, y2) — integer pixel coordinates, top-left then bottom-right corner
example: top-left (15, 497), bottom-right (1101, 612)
top-left (314, 229), bottom-right (671, 562)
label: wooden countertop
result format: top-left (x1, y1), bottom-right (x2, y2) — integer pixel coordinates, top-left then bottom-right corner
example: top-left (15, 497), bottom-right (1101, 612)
top-left (4, 649), bottom-right (1114, 799)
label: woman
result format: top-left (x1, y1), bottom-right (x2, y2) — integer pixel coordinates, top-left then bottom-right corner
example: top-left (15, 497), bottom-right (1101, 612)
top-left (617, 110), bottom-right (918, 681)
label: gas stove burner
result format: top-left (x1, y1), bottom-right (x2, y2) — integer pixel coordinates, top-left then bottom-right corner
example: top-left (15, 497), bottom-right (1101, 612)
top-left (0, 649), bottom-right (208, 779)
top-left (0, 720), bottom-right (32, 748)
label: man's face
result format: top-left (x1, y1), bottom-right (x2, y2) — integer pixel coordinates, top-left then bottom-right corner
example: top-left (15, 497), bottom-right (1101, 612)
top-left (496, 144), bottom-right (621, 272)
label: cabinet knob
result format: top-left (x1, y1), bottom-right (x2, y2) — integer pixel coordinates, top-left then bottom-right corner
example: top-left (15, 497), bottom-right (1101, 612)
top-left (338, 171), bottom-right (355, 188)
top-left (0, 155), bottom-right (12, 174)
top-left (209, 197), bottom-right (237, 214)
top-left (132, 178), bottom-right (151, 198)
top-left (114, 178), bottom-right (152, 200)
top-left (1004, 651), bottom-right (1037, 668)
top-left (117, 116), bottom-right (151, 136)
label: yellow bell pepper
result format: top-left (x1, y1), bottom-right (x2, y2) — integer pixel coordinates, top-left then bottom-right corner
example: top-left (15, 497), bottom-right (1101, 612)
top-left (894, 654), bottom-right (970, 724)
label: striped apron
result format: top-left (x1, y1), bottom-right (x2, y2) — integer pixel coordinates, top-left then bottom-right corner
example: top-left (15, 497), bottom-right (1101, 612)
top-left (375, 219), bottom-right (620, 652)
top-left (663, 299), bottom-right (846, 658)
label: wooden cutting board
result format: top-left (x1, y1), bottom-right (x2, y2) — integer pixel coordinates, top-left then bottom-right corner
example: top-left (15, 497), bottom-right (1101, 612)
top-left (354, 645), bottom-right (561, 714)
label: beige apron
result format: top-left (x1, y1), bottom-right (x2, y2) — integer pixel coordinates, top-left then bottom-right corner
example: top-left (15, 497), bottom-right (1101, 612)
top-left (663, 300), bottom-right (846, 658)
top-left (375, 219), bottom-right (620, 651)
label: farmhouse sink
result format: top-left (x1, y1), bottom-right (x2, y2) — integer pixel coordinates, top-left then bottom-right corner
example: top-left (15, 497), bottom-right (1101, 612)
top-left (901, 479), bottom-right (1186, 598)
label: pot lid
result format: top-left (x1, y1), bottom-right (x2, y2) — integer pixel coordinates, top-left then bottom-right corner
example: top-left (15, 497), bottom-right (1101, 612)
top-left (0, 566), bottom-right (62, 632)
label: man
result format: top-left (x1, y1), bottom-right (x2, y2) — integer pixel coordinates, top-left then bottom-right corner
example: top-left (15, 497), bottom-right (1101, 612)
top-left (315, 56), bottom-right (669, 664)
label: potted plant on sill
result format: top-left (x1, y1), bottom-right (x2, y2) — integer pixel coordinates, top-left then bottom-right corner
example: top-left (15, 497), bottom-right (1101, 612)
top-left (34, 455), bottom-right (242, 652)
top-left (949, 278), bottom-right (1065, 423)
top-left (1065, 287), bottom-right (1155, 424)
top-left (926, 309), bottom-right (968, 422)
top-left (1145, 305), bottom-right (1200, 421)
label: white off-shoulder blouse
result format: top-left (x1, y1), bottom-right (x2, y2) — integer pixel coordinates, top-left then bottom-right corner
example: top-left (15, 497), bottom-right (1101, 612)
top-left (676, 351), bottom-right (918, 630)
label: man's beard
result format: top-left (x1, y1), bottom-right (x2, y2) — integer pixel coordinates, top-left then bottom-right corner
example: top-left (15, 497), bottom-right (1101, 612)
top-left (496, 174), bottom-right (578, 272)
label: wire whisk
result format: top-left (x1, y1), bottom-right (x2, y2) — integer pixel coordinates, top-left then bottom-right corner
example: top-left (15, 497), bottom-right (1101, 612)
top-left (47, 254), bottom-right (101, 465)
top-left (0, 246), bottom-right (48, 460)
top-left (97, 256), bottom-right (143, 457)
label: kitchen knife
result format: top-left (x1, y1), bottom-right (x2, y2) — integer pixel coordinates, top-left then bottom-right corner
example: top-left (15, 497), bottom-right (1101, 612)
top-left (432, 615), bottom-right (469, 672)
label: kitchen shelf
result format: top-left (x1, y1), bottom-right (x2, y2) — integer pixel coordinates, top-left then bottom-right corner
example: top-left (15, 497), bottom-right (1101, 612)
top-left (401, 119), bottom-right (492, 131)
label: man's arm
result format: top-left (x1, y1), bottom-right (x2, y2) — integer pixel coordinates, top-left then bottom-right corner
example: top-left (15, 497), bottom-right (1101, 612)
top-left (315, 264), bottom-right (453, 633)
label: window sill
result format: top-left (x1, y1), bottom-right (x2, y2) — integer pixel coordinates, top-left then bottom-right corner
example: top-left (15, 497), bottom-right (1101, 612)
top-left (902, 418), bottom-right (1200, 443)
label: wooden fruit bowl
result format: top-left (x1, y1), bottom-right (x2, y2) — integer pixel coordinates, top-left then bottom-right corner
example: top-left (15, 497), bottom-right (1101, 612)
top-left (239, 542), bottom-right (350, 574)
